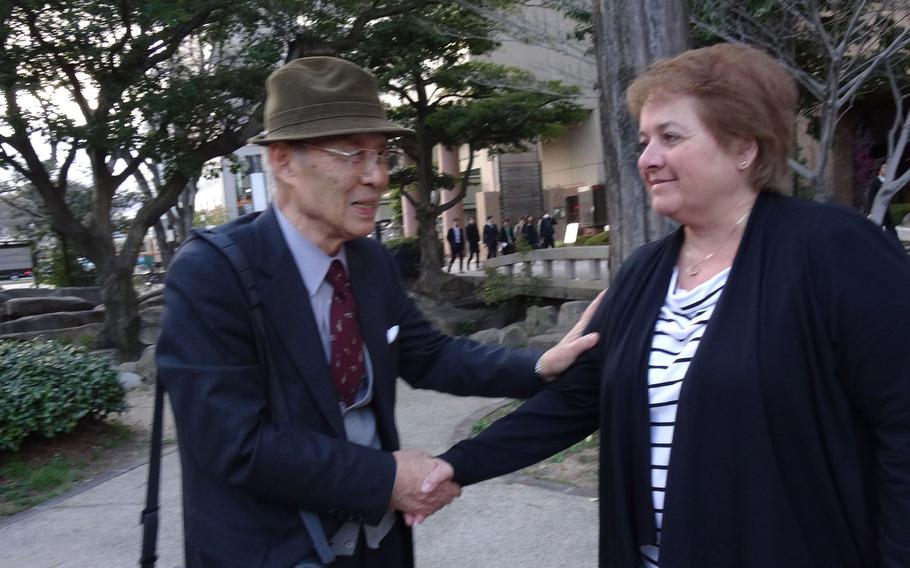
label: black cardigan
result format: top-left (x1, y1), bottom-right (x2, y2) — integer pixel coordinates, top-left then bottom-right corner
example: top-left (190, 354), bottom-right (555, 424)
top-left (441, 193), bottom-right (910, 568)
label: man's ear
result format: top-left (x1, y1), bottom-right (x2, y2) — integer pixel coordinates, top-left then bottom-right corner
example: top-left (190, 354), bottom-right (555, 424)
top-left (268, 142), bottom-right (296, 180)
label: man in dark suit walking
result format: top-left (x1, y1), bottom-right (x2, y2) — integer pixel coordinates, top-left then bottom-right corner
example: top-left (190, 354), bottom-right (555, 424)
top-left (156, 57), bottom-right (599, 568)
top-left (482, 216), bottom-right (499, 260)
top-left (465, 216), bottom-right (481, 270)
top-left (445, 219), bottom-right (465, 273)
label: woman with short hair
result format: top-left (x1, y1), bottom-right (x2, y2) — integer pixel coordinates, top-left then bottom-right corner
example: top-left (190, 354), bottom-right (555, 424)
top-left (434, 43), bottom-right (910, 568)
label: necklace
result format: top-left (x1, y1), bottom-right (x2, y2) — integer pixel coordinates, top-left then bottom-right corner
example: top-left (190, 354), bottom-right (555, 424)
top-left (684, 211), bottom-right (750, 277)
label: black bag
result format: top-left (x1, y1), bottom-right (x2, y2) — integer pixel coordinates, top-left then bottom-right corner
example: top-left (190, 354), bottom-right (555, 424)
top-left (140, 228), bottom-right (334, 567)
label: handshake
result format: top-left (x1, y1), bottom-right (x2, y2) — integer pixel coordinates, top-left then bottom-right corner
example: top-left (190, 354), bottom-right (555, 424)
top-left (390, 449), bottom-right (459, 527)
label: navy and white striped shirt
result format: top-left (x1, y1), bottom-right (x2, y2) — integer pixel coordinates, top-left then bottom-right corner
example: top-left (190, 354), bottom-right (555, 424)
top-left (641, 267), bottom-right (729, 568)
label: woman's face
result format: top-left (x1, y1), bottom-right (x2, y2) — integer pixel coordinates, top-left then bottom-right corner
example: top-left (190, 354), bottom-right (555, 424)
top-left (637, 95), bottom-right (754, 226)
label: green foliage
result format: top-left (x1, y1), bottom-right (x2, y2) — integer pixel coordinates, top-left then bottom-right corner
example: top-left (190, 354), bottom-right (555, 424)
top-left (454, 320), bottom-right (479, 336)
top-left (575, 230), bottom-right (610, 246)
top-left (383, 235), bottom-right (419, 251)
top-left (0, 456), bottom-right (77, 515)
top-left (891, 203), bottom-right (910, 226)
top-left (480, 267), bottom-right (543, 306)
top-left (384, 235), bottom-right (421, 279)
top-left (34, 247), bottom-right (97, 287)
top-left (388, 186), bottom-right (404, 224)
top-left (0, 340), bottom-right (125, 452)
top-left (515, 236), bottom-right (535, 253)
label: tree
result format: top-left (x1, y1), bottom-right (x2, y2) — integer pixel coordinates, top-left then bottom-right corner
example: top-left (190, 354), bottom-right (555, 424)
top-left (690, 0), bottom-right (910, 201)
top-left (869, 60), bottom-right (910, 226)
top-left (0, 0), bottom-right (433, 358)
top-left (592, 0), bottom-right (689, 273)
top-left (349, 2), bottom-right (587, 293)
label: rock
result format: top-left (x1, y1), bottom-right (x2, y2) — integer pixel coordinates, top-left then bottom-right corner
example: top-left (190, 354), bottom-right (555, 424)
top-left (118, 371), bottom-right (144, 390)
top-left (524, 305), bottom-right (557, 336)
top-left (4, 296), bottom-right (96, 319)
top-left (411, 292), bottom-right (523, 336)
top-left (500, 323), bottom-right (528, 348)
top-left (527, 332), bottom-right (564, 351)
top-left (139, 325), bottom-right (160, 345)
top-left (3, 287), bottom-right (102, 305)
top-left (138, 287), bottom-right (165, 308)
top-left (469, 328), bottom-right (502, 345)
top-left (0, 309), bottom-right (105, 334)
top-left (902, 213), bottom-right (910, 226)
top-left (0, 291), bottom-right (10, 305)
top-left (557, 300), bottom-right (592, 330)
top-left (140, 306), bottom-right (163, 328)
top-left (0, 322), bottom-right (102, 342)
top-left (136, 345), bottom-right (157, 381)
top-left (115, 361), bottom-right (138, 374)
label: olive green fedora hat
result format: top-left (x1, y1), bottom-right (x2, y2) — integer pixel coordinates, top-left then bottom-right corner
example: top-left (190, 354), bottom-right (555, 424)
top-left (248, 57), bottom-right (413, 145)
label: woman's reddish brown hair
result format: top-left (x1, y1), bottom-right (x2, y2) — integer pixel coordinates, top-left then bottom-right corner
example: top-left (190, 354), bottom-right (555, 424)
top-left (627, 43), bottom-right (797, 191)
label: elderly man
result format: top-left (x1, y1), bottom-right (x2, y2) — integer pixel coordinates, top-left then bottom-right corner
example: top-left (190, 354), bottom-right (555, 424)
top-left (157, 57), bottom-right (599, 568)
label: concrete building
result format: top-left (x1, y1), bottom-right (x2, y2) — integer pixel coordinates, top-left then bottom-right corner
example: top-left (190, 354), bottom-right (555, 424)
top-left (432, 4), bottom-right (606, 245)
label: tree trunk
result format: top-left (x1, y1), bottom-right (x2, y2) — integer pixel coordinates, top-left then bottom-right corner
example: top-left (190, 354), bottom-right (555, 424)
top-left (151, 218), bottom-right (176, 268)
top-left (414, 205), bottom-right (444, 292)
top-left (594, 0), bottom-right (688, 277)
top-left (95, 264), bottom-right (142, 360)
top-left (812, 96), bottom-right (839, 201)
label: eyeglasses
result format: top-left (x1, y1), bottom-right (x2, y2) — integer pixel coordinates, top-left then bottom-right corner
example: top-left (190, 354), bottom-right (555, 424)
top-left (302, 144), bottom-right (406, 173)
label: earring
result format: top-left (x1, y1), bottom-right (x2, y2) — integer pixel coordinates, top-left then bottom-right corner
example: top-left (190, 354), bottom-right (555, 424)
top-left (740, 161), bottom-right (748, 169)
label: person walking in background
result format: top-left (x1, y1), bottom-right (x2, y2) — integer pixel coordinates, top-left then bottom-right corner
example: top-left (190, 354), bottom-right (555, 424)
top-left (425, 43), bottom-right (910, 568)
top-left (500, 218), bottom-right (516, 255)
top-left (539, 212), bottom-right (557, 248)
top-left (465, 216), bottom-right (481, 270)
top-left (446, 218), bottom-right (465, 273)
top-left (522, 214), bottom-right (539, 249)
top-left (482, 216), bottom-right (499, 260)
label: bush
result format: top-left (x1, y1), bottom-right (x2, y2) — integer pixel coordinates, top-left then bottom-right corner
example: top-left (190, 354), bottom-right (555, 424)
top-left (383, 235), bottom-right (418, 251)
top-left (384, 236), bottom-right (421, 280)
top-left (0, 340), bottom-right (125, 452)
top-left (575, 230), bottom-right (610, 246)
top-left (891, 203), bottom-right (910, 227)
top-left (480, 267), bottom-right (543, 306)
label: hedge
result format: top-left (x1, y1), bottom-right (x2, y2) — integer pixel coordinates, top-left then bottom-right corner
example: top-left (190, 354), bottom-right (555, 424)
top-left (0, 340), bottom-right (125, 451)
top-left (575, 230), bottom-right (610, 246)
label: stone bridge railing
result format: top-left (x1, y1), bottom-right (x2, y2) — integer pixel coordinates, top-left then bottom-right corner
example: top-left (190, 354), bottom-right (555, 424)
top-left (483, 246), bottom-right (609, 300)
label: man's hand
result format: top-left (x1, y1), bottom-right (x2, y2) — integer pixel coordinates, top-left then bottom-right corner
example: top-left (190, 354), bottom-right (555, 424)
top-left (391, 450), bottom-right (460, 526)
top-left (537, 289), bottom-right (606, 381)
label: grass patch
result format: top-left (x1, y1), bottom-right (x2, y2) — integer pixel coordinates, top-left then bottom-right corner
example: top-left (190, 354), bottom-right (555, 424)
top-left (471, 400), bottom-right (600, 491)
top-left (0, 420), bottom-right (137, 516)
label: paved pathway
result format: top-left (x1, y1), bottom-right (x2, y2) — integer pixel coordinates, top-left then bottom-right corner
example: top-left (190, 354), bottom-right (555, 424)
top-left (0, 382), bottom-right (597, 568)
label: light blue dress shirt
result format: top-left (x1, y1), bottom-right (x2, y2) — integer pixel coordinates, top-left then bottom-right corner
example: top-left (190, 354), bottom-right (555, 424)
top-left (273, 204), bottom-right (395, 553)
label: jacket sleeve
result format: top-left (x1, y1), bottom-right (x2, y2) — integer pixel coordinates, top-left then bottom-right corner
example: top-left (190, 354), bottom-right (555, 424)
top-left (156, 239), bottom-right (395, 524)
top-left (821, 218), bottom-right (910, 566)
top-left (438, 296), bottom-right (608, 485)
top-left (379, 249), bottom-right (543, 399)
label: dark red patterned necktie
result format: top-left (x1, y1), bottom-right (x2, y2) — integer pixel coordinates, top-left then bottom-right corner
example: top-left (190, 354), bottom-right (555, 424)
top-left (325, 260), bottom-right (365, 407)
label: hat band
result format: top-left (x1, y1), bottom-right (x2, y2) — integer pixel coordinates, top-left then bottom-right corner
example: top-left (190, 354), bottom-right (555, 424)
top-left (266, 101), bottom-right (387, 134)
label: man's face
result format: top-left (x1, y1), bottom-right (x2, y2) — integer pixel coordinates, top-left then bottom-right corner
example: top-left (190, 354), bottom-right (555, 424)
top-left (271, 133), bottom-right (389, 254)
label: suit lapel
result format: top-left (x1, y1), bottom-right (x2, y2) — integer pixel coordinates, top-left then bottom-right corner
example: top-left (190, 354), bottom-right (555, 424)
top-left (253, 209), bottom-right (346, 437)
top-left (347, 242), bottom-right (399, 449)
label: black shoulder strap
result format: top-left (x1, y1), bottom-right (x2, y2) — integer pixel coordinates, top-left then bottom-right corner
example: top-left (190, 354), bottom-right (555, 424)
top-left (140, 228), bottom-right (335, 567)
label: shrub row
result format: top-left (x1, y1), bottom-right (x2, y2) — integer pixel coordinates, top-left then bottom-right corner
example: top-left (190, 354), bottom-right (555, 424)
top-left (0, 339), bottom-right (125, 451)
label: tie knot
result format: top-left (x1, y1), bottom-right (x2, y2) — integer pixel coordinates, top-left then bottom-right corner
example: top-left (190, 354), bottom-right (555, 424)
top-left (326, 259), bottom-right (350, 294)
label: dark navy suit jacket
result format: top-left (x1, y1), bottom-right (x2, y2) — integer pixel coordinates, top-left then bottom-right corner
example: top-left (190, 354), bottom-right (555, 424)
top-left (157, 207), bottom-right (541, 567)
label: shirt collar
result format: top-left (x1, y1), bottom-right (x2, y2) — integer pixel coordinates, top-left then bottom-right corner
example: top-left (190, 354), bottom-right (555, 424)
top-left (273, 203), bottom-right (347, 297)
